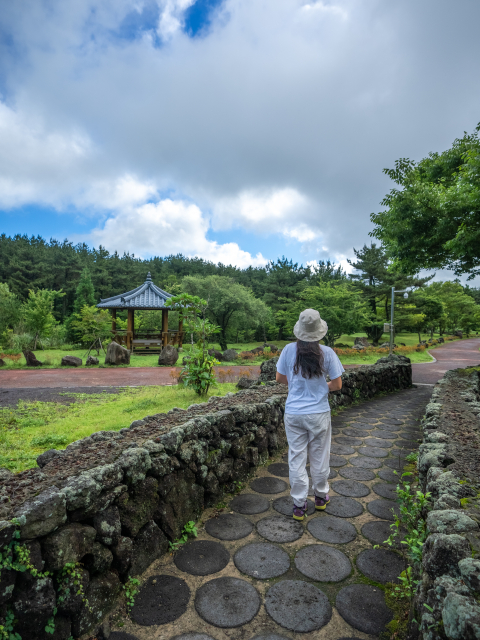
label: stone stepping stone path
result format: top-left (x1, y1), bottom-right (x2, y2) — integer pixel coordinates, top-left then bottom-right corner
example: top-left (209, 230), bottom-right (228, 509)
top-left (250, 477), bottom-right (288, 494)
top-left (356, 548), bottom-right (405, 583)
top-left (331, 479), bottom-right (370, 497)
top-left (307, 514), bottom-right (357, 543)
top-left (234, 542), bottom-right (290, 578)
top-left (295, 545), bottom-right (352, 582)
top-left (174, 540), bottom-right (230, 576)
top-left (205, 514), bottom-right (253, 540)
top-left (123, 386), bottom-right (432, 639)
top-left (195, 577), bottom-right (260, 627)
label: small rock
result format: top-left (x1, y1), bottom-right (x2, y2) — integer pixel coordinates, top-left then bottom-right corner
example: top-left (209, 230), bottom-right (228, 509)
top-left (36, 448), bottom-right (64, 468)
top-left (71, 570), bottom-right (121, 637)
top-left (426, 510), bottom-right (479, 535)
top-left (0, 358), bottom-right (5, 366)
top-left (458, 557), bottom-right (480, 593)
top-left (130, 520), bottom-right (169, 575)
top-left (83, 541), bottom-right (113, 575)
top-left (86, 355), bottom-right (99, 366)
top-left (61, 355), bottom-right (82, 367)
top-left (93, 506), bottom-right (121, 546)
top-left (15, 486), bottom-right (67, 539)
top-left (111, 536), bottom-right (133, 577)
top-left (42, 522), bottom-right (97, 571)
top-left (236, 377), bottom-right (259, 389)
top-left (258, 357), bottom-right (279, 382)
top-left (442, 592), bottom-right (480, 639)
top-left (354, 337), bottom-right (371, 347)
top-left (0, 467), bottom-right (14, 481)
top-left (223, 349), bottom-right (238, 361)
top-left (158, 345), bottom-right (179, 366)
top-left (105, 341), bottom-right (130, 365)
top-left (423, 533), bottom-right (471, 579)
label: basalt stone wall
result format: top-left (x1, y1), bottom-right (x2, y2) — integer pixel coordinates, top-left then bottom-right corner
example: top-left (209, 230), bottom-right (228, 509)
top-left (0, 358), bottom-right (412, 640)
top-left (411, 366), bottom-right (480, 640)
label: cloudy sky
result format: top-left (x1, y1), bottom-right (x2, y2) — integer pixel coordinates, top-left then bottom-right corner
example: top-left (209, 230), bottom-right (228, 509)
top-left (1, 0), bottom-right (479, 277)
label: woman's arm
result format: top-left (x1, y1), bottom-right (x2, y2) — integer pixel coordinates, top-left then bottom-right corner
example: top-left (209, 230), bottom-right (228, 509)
top-left (276, 372), bottom-right (288, 385)
top-left (328, 376), bottom-right (342, 392)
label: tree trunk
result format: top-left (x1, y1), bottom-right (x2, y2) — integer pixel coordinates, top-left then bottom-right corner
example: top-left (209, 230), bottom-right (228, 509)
top-left (219, 330), bottom-right (228, 351)
top-left (417, 331), bottom-right (421, 343)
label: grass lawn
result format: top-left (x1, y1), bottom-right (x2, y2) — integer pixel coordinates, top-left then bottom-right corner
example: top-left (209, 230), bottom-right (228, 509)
top-left (0, 333), bottom-right (467, 370)
top-left (0, 383), bottom-right (237, 473)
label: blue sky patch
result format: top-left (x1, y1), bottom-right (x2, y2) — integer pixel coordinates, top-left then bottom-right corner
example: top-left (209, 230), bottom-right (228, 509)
top-left (184, 0), bottom-right (224, 37)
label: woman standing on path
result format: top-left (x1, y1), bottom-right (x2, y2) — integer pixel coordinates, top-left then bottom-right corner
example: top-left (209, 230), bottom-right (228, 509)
top-left (276, 309), bottom-right (344, 521)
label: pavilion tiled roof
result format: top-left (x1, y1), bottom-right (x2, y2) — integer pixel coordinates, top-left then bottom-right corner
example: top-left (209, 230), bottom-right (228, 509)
top-left (96, 273), bottom-right (174, 309)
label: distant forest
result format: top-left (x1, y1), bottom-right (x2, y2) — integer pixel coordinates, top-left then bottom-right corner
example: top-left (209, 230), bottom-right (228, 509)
top-left (0, 234), bottom-right (322, 321)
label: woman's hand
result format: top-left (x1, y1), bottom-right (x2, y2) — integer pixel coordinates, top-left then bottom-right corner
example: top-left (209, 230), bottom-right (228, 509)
top-left (328, 376), bottom-right (342, 392)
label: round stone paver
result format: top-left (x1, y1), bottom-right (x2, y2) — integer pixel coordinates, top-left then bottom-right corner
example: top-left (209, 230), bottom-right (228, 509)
top-left (356, 548), bottom-right (405, 583)
top-left (367, 499), bottom-right (400, 521)
top-left (268, 462), bottom-right (289, 477)
top-left (230, 494), bottom-right (270, 515)
top-left (378, 468), bottom-right (401, 483)
top-left (265, 580), bottom-right (332, 632)
top-left (195, 577), bottom-right (260, 628)
top-left (339, 467), bottom-right (376, 481)
top-left (251, 477), bottom-right (288, 494)
top-left (336, 436), bottom-right (363, 446)
top-left (376, 423), bottom-right (401, 432)
top-left (205, 514), bottom-right (254, 540)
top-left (325, 496), bottom-right (363, 518)
top-left (350, 456), bottom-right (382, 469)
top-left (329, 455), bottom-right (347, 467)
top-left (361, 520), bottom-right (405, 549)
top-left (331, 479), bottom-right (370, 498)
top-left (331, 444), bottom-right (355, 456)
top-left (131, 575), bottom-right (190, 626)
top-left (174, 540), bottom-right (230, 576)
top-left (349, 422), bottom-right (371, 430)
top-left (295, 545), bottom-right (351, 582)
top-left (396, 439), bottom-right (418, 449)
top-left (273, 496), bottom-right (315, 516)
top-left (343, 428), bottom-right (368, 438)
top-left (373, 483), bottom-right (398, 500)
top-left (383, 458), bottom-right (404, 470)
top-left (307, 515), bottom-right (357, 543)
top-left (328, 468), bottom-right (338, 479)
top-left (365, 437), bottom-right (393, 448)
top-left (361, 446), bottom-right (389, 458)
top-left (370, 429), bottom-right (397, 439)
top-left (234, 542), bottom-right (290, 579)
top-left (336, 584), bottom-right (393, 635)
top-left (257, 516), bottom-right (304, 543)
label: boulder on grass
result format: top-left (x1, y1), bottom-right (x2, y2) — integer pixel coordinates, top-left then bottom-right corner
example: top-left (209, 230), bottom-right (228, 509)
top-left (105, 341), bottom-right (130, 365)
top-left (23, 350), bottom-right (43, 366)
top-left (61, 355), bottom-right (82, 367)
top-left (0, 359), bottom-right (4, 367)
top-left (354, 337), bottom-right (371, 347)
top-left (86, 355), bottom-right (99, 366)
top-left (222, 348), bottom-right (238, 361)
top-left (208, 348), bottom-right (224, 361)
top-left (264, 343), bottom-right (279, 353)
top-left (158, 345), bottom-right (179, 366)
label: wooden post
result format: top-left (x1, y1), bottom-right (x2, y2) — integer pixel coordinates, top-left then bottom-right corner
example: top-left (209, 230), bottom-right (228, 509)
top-left (127, 309), bottom-right (134, 351)
top-left (111, 309), bottom-right (117, 334)
top-left (178, 318), bottom-right (183, 347)
top-left (162, 309), bottom-right (168, 347)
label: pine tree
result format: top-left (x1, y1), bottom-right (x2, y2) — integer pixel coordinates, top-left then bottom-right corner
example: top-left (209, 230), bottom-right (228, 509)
top-left (73, 268), bottom-right (96, 313)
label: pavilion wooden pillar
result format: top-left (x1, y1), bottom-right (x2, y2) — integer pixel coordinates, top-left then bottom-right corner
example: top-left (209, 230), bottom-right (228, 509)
top-left (127, 309), bottom-right (134, 351)
top-left (178, 318), bottom-right (184, 347)
top-left (162, 309), bottom-right (168, 347)
top-left (111, 309), bottom-right (117, 335)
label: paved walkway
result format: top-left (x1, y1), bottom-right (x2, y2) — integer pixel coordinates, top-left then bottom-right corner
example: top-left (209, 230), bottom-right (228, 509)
top-left (109, 386), bottom-right (432, 640)
top-left (0, 338), bottom-right (478, 390)
top-left (411, 336), bottom-right (480, 384)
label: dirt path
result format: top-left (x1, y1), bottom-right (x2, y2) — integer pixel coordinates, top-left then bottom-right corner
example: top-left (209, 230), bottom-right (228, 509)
top-left (412, 336), bottom-right (480, 384)
top-left (108, 386), bottom-right (432, 640)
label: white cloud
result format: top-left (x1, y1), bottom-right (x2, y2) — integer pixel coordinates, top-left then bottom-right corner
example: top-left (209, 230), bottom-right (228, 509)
top-left (80, 197), bottom-right (267, 267)
top-left (0, 0), bottom-right (480, 273)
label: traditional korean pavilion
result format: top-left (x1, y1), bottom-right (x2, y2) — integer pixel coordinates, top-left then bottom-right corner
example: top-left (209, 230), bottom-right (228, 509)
top-left (96, 272), bottom-right (183, 352)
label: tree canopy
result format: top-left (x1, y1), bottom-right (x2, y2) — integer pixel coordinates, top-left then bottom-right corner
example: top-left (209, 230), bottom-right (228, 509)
top-left (370, 125), bottom-right (480, 278)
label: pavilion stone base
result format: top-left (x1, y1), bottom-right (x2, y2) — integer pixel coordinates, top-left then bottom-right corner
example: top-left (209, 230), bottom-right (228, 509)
top-left (0, 358), bottom-right (412, 639)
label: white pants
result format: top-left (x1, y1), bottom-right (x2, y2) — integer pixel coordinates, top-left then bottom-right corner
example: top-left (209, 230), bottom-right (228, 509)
top-left (285, 411), bottom-right (331, 507)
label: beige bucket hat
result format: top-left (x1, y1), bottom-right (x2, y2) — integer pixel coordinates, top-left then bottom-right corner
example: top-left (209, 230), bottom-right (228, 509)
top-left (293, 309), bottom-right (328, 342)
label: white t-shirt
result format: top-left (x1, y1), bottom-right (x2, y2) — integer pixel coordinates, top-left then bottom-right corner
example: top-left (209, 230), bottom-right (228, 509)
top-left (276, 342), bottom-right (344, 415)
